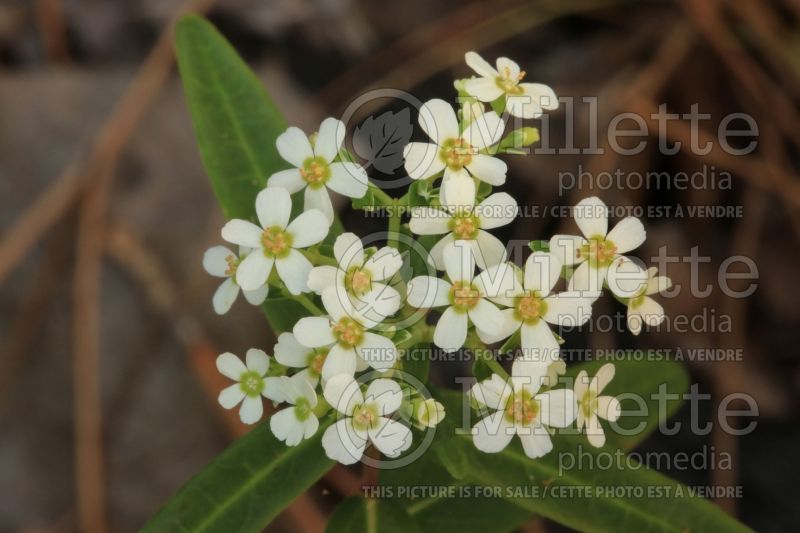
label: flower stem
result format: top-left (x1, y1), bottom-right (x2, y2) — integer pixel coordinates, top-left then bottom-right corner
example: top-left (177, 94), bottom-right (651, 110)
top-left (280, 288), bottom-right (323, 315)
top-left (387, 199), bottom-right (401, 249)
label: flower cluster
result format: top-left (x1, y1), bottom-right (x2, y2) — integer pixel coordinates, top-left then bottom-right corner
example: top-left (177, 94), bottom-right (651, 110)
top-left (203, 51), bottom-right (671, 465)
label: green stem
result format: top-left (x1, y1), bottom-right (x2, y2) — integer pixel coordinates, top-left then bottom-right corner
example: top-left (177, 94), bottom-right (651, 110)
top-left (387, 199), bottom-right (401, 249)
top-left (301, 248), bottom-right (337, 267)
top-left (281, 288), bottom-right (323, 315)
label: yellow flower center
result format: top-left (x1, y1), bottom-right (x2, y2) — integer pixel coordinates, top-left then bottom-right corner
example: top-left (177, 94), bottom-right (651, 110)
top-left (299, 156), bottom-right (331, 188)
top-left (439, 137), bottom-right (475, 170)
top-left (332, 317), bottom-right (365, 348)
top-left (345, 267), bottom-right (372, 296)
top-left (577, 236), bottom-right (618, 268)
top-left (352, 402), bottom-right (380, 431)
top-left (496, 66), bottom-right (526, 94)
top-left (307, 350), bottom-right (328, 376)
top-left (580, 390), bottom-right (599, 420)
top-left (504, 390), bottom-right (539, 425)
top-left (449, 281), bottom-right (481, 312)
top-left (449, 212), bottom-right (480, 240)
top-left (224, 254), bottom-right (239, 277)
top-left (261, 226), bottom-right (293, 258)
top-left (515, 292), bottom-right (548, 324)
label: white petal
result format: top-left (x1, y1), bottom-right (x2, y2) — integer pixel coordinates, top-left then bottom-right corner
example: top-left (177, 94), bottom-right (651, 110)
top-left (321, 344), bottom-right (357, 381)
top-left (256, 187), bottom-right (292, 229)
top-left (327, 162), bottom-right (369, 199)
top-left (496, 56), bottom-right (521, 79)
top-left (521, 83), bottom-right (558, 110)
top-left (276, 126), bottom-right (313, 167)
top-left (238, 395), bottom-right (264, 425)
top-left (505, 94), bottom-right (543, 119)
top-left (433, 306), bottom-right (468, 352)
top-left (523, 251), bottom-right (562, 296)
top-left (403, 142), bottom-right (444, 181)
top-left (597, 395), bottom-right (621, 422)
top-left (333, 232), bottom-right (365, 271)
top-left (465, 154), bottom-right (506, 186)
top-left (440, 172), bottom-right (476, 210)
top-left (477, 193), bottom-right (517, 230)
top-left (203, 246), bottom-right (236, 277)
top-left (358, 333), bottom-right (397, 372)
top-left (242, 285), bottom-right (269, 305)
top-left (606, 217), bottom-right (646, 254)
top-left (628, 296), bottom-right (665, 335)
top-left (474, 262), bottom-right (520, 304)
top-left (286, 209), bottom-right (329, 248)
top-left (275, 250), bottom-right (313, 295)
top-left (304, 186), bottom-right (334, 224)
top-left (294, 316), bottom-right (336, 347)
top-left (427, 233), bottom-right (455, 271)
top-left (268, 168), bottom-right (305, 194)
top-left (510, 359), bottom-right (549, 395)
top-left (322, 419), bottom-right (367, 465)
top-left (369, 418), bottom-right (412, 458)
top-left (245, 348), bottom-right (270, 376)
top-left (212, 278), bottom-right (240, 315)
top-left (406, 276), bottom-right (451, 308)
top-left (302, 415), bottom-right (320, 440)
top-left (574, 196), bottom-right (608, 239)
top-left (418, 98), bottom-right (459, 144)
top-left (548, 234), bottom-right (586, 266)
top-left (477, 308), bottom-right (521, 344)
top-left (567, 260), bottom-right (605, 299)
top-left (468, 298), bottom-right (504, 335)
top-left (519, 321), bottom-right (559, 363)
top-left (216, 352), bottom-right (246, 380)
top-left (594, 363), bottom-right (616, 392)
top-left (574, 370), bottom-right (590, 401)
top-left (536, 389), bottom-right (577, 428)
top-left (606, 256), bottom-right (648, 298)
top-left (472, 231), bottom-right (507, 270)
top-left (355, 283), bottom-right (401, 323)
top-left (274, 332), bottom-right (311, 368)
top-left (218, 383), bottom-right (245, 409)
top-left (364, 379), bottom-right (403, 415)
top-left (542, 291), bottom-right (592, 327)
top-left (518, 427), bottom-right (553, 459)
top-left (646, 275), bottom-right (672, 296)
top-left (472, 411), bottom-right (515, 453)
top-left (462, 111), bottom-right (504, 150)
top-left (270, 407), bottom-right (303, 446)
top-left (363, 247), bottom-right (402, 281)
top-left (471, 374), bottom-right (512, 410)
top-left (307, 265), bottom-right (338, 294)
top-left (465, 51), bottom-right (498, 78)
top-left (409, 207), bottom-right (451, 235)
top-left (321, 286), bottom-right (352, 322)
top-left (314, 117), bottom-right (345, 162)
top-left (586, 422), bottom-right (606, 448)
top-left (221, 219), bottom-right (263, 248)
top-left (323, 374), bottom-right (364, 415)
top-left (235, 251), bottom-right (274, 291)
top-left (464, 76), bottom-right (504, 102)
top-left (443, 240), bottom-right (475, 283)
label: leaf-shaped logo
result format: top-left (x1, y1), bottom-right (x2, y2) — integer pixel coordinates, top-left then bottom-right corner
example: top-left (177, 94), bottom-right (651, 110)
top-left (353, 108), bottom-right (413, 174)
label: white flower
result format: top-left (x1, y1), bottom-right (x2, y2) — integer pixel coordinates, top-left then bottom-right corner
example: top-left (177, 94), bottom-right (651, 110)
top-left (549, 196), bottom-right (646, 299)
top-left (575, 363), bottom-right (621, 447)
top-left (321, 374), bottom-right (412, 465)
top-left (409, 175), bottom-right (517, 270)
top-left (403, 98), bottom-right (507, 186)
top-left (477, 251), bottom-right (593, 362)
top-left (202, 245), bottom-right (269, 314)
top-left (268, 118), bottom-right (368, 223)
top-left (221, 187), bottom-right (330, 294)
top-left (274, 332), bottom-right (328, 388)
top-left (406, 241), bottom-right (511, 352)
top-left (609, 262), bottom-right (671, 335)
top-left (292, 288), bottom-right (398, 381)
top-left (216, 349), bottom-right (284, 425)
top-left (471, 359), bottom-right (576, 458)
top-left (463, 51), bottom-right (558, 119)
top-left (543, 358), bottom-right (566, 388)
top-left (415, 398), bottom-right (446, 428)
top-left (269, 373), bottom-right (320, 446)
top-left (307, 232), bottom-right (402, 323)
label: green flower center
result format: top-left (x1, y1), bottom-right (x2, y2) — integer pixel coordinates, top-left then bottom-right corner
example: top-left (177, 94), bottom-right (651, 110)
top-left (332, 317), bottom-right (365, 348)
top-left (261, 226), bottom-right (293, 258)
top-left (306, 350), bottom-right (328, 377)
top-left (577, 236), bottom-right (618, 268)
top-left (239, 370), bottom-right (265, 397)
top-left (294, 396), bottom-right (312, 421)
top-left (439, 137), bottom-right (474, 170)
top-left (449, 281), bottom-right (481, 312)
top-left (345, 266), bottom-right (372, 297)
top-left (579, 390), bottom-right (599, 420)
top-left (448, 212), bottom-right (480, 240)
top-left (504, 390), bottom-right (539, 425)
top-left (352, 402), bottom-right (380, 431)
top-left (495, 66), bottom-right (525, 95)
top-left (514, 292), bottom-right (548, 324)
top-left (300, 156), bottom-right (331, 188)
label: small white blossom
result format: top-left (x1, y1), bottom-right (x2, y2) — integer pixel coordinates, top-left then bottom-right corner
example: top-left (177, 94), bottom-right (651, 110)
top-left (471, 359), bottom-right (576, 458)
top-left (292, 288), bottom-right (398, 380)
top-left (478, 252), bottom-right (593, 362)
top-left (415, 398), bottom-right (446, 429)
top-left (216, 349), bottom-right (284, 425)
top-left (608, 262), bottom-right (671, 335)
top-left (409, 175), bottom-right (517, 270)
top-left (322, 375), bottom-right (412, 465)
top-left (221, 187), bottom-right (330, 295)
top-left (307, 232), bottom-right (402, 323)
top-left (463, 51), bottom-right (558, 119)
top-left (269, 118), bottom-right (368, 223)
top-left (549, 196), bottom-right (646, 299)
top-left (269, 373), bottom-right (320, 446)
top-left (274, 332), bottom-right (328, 388)
top-left (574, 363), bottom-right (621, 447)
top-left (406, 241), bottom-right (511, 352)
top-left (403, 98), bottom-right (507, 186)
top-left (202, 245), bottom-right (268, 314)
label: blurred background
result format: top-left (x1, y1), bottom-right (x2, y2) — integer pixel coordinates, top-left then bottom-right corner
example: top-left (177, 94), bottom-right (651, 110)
top-left (1, 0), bottom-right (799, 531)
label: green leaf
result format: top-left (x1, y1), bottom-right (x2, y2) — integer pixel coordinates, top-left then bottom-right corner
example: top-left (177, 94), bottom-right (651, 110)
top-left (143, 420), bottom-right (334, 532)
top-left (326, 496), bottom-right (421, 533)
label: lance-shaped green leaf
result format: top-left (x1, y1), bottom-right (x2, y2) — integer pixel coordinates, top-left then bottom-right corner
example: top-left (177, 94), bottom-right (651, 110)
top-left (326, 496), bottom-right (421, 533)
